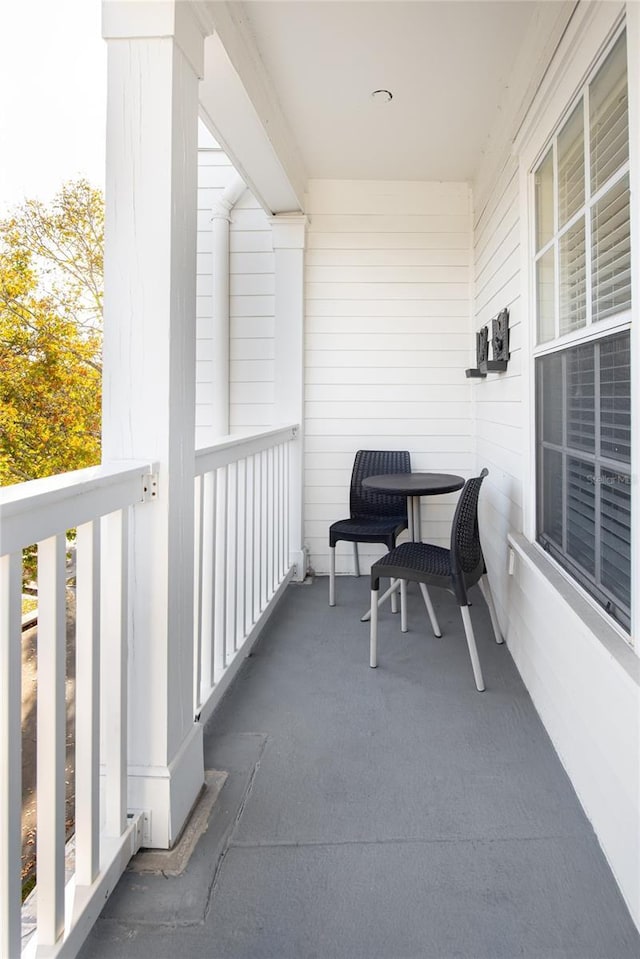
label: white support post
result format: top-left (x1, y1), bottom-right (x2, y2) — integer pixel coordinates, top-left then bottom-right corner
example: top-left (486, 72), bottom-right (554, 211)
top-left (101, 0), bottom-right (208, 847)
top-left (270, 214), bottom-right (307, 582)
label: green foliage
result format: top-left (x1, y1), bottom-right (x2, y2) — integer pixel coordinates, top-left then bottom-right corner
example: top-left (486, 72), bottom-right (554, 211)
top-left (0, 180), bottom-right (103, 485)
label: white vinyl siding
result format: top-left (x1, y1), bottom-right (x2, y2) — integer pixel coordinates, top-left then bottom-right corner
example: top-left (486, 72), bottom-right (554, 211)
top-left (472, 157), bottom-right (523, 627)
top-left (196, 123), bottom-right (275, 446)
top-left (304, 179), bottom-right (473, 576)
top-left (474, 3), bottom-right (639, 930)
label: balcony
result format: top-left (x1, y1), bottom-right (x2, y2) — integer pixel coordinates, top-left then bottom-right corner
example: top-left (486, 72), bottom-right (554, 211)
top-left (75, 575), bottom-right (639, 959)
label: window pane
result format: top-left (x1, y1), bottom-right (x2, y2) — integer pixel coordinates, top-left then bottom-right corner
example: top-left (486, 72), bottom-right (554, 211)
top-left (535, 148), bottom-right (554, 250)
top-left (557, 102), bottom-right (584, 226)
top-left (600, 331), bottom-right (631, 463)
top-left (540, 448), bottom-right (563, 547)
top-left (536, 248), bottom-right (555, 343)
top-left (600, 469), bottom-right (631, 612)
top-left (592, 174), bottom-right (631, 322)
top-left (566, 457), bottom-right (595, 574)
top-left (537, 353), bottom-right (563, 445)
top-left (559, 217), bottom-right (586, 335)
top-left (590, 32), bottom-right (628, 193)
top-left (566, 344), bottom-right (594, 452)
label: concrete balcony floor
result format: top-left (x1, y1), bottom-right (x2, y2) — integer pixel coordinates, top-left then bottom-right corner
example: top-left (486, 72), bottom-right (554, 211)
top-left (80, 576), bottom-right (639, 959)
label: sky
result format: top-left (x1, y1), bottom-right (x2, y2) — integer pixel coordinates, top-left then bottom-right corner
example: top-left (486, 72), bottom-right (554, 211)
top-left (0, 0), bottom-right (106, 215)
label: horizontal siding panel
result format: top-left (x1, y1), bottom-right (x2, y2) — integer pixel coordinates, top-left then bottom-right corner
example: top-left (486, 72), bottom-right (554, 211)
top-left (305, 332), bottom-right (469, 352)
top-left (306, 265), bottom-right (469, 284)
top-left (473, 400), bottom-right (523, 430)
top-left (305, 433), bottom-right (471, 454)
top-left (305, 383), bottom-right (470, 403)
top-left (306, 349), bottom-right (469, 369)
top-left (230, 382), bottom-right (275, 404)
top-left (306, 282), bottom-right (469, 301)
top-left (475, 245), bottom-right (521, 314)
top-left (230, 252), bottom-right (274, 274)
top-left (475, 215), bottom-right (519, 286)
top-left (197, 165), bottom-right (238, 190)
top-left (305, 451), bottom-right (474, 473)
top-left (309, 214), bottom-right (470, 234)
top-left (306, 299), bottom-right (468, 318)
top-left (230, 231), bottom-right (273, 253)
top-left (230, 360), bottom-right (275, 382)
top-left (306, 401), bottom-right (471, 421)
top-left (305, 365), bottom-right (471, 387)
top-left (306, 316), bottom-right (470, 335)
top-left (307, 232), bottom-right (470, 251)
top-left (306, 179), bottom-right (470, 215)
top-left (232, 209), bottom-right (278, 230)
top-left (230, 273), bottom-right (275, 296)
top-left (230, 338), bottom-right (274, 361)
top-left (229, 404), bottom-right (273, 426)
top-left (232, 317), bottom-right (275, 338)
top-left (230, 295), bottom-right (275, 317)
top-left (306, 250), bottom-right (470, 268)
top-left (305, 418), bottom-right (472, 437)
top-left (196, 296), bottom-right (212, 318)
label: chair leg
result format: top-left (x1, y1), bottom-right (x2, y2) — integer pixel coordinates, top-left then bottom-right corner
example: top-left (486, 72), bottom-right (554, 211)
top-left (329, 546), bottom-right (336, 606)
top-left (353, 542), bottom-right (360, 577)
top-left (480, 575), bottom-right (503, 644)
top-left (418, 583), bottom-right (442, 638)
top-left (400, 579), bottom-right (407, 632)
top-left (370, 588), bottom-right (378, 667)
top-left (460, 605), bottom-right (485, 692)
top-left (390, 578), bottom-right (398, 614)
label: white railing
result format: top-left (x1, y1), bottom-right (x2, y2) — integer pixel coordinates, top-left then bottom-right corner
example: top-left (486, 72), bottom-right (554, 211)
top-left (193, 425), bottom-right (299, 724)
top-left (0, 462), bottom-right (151, 959)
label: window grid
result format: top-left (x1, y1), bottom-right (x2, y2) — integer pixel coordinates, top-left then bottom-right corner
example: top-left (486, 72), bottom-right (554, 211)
top-left (533, 26), bottom-right (631, 634)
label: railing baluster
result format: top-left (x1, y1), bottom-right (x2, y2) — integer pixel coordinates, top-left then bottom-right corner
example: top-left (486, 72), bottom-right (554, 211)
top-left (101, 509), bottom-right (128, 839)
top-left (285, 440), bottom-right (291, 575)
top-left (226, 463), bottom-right (238, 661)
top-left (37, 533), bottom-right (67, 946)
top-left (245, 455), bottom-right (254, 633)
top-left (0, 552), bottom-right (22, 959)
top-left (192, 475), bottom-right (203, 715)
top-left (214, 466), bottom-right (228, 679)
top-left (236, 458), bottom-right (247, 649)
top-left (260, 450), bottom-right (269, 612)
top-left (75, 521), bottom-right (101, 886)
top-left (200, 470), bottom-right (216, 702)
top-left (267, 447), bottom-right (274, 597)
top-left (278, 443), bottom-right (285, 580)
top-left (254, 452), bottom-right (261, 623)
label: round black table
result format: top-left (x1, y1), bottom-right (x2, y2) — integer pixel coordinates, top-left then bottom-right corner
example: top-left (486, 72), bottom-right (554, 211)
top-left (362, 472), bottom-right (465, 542)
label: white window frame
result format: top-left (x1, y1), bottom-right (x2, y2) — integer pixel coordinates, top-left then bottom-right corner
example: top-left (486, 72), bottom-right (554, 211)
top-left (515, 1), bottom-right (639, 650)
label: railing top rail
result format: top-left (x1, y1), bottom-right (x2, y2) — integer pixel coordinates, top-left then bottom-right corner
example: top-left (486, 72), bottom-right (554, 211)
top-left (0, 460), bottom-right (152, 555)
top-left (195, 424), bottom-right (298, 476)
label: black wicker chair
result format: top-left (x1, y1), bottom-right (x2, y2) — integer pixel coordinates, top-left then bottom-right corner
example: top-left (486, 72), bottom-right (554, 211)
top-left (329, 450), bottom-right (411, 607)
top-left (369, 469), bottom-right (503, 691)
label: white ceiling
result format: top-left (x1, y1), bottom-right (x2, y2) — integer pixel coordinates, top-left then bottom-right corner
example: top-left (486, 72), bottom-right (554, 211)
top-left (242, 1), bottom-right (540, 182)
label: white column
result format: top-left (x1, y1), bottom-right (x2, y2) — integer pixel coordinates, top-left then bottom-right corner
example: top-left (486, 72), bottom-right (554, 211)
top-left (102, 0), bottom-right (208, 846)
top-left (270, 214), bottom-right (307, 581)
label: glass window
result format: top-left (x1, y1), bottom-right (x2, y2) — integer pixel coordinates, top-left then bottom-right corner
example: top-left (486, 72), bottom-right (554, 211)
top-left (536, 332), bottom-right (631, 629)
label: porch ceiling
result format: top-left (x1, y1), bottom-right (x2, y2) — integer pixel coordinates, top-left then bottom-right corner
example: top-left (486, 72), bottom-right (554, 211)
top-left (230, 0), bottom-right (540, 182)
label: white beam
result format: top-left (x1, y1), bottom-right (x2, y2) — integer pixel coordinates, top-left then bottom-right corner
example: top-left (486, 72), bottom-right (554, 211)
top-left (200, 22), bottom-right (306, 214)
top-left (102, 0), bottom-right (205, 847)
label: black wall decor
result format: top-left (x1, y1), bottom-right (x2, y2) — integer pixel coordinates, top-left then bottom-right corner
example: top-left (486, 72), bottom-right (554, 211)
top-left (465, 308), bottom-right (510, 378)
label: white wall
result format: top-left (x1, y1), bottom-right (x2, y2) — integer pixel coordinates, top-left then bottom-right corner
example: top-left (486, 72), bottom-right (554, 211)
top-left (196, 122), bottom-right (275, 446)
top-left (304, 179), bottom-right (473, 575)
top-left (471, 2), bottom-right (640, 929)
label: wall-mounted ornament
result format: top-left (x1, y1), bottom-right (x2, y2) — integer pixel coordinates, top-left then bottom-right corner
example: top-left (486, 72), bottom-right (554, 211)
top-left (465, 308), bottom-right (510, 378)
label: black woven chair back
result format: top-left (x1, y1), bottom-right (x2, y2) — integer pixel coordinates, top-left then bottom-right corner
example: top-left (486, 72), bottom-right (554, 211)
top-left (450, 469), bottom-right (488, 576)
top-left (350, 450), bottom-right (411, 520)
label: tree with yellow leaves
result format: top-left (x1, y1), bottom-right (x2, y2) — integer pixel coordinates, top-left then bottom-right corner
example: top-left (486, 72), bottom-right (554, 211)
top-left (0, 179), bottom-right (103, 485)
